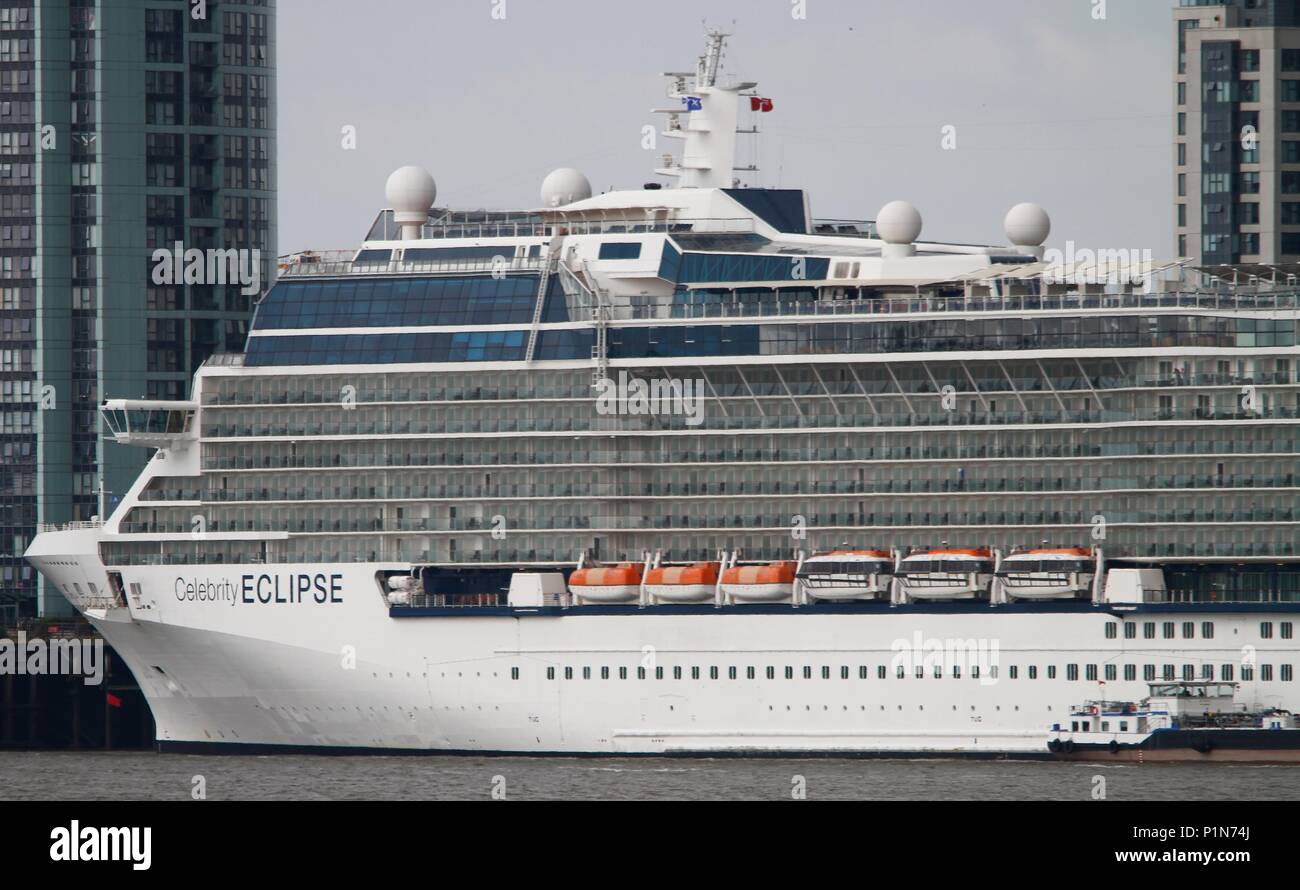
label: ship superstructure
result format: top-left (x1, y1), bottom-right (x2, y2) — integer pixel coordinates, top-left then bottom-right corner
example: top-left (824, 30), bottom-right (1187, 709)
top-left (25, 33), bottom-right (1300, 755)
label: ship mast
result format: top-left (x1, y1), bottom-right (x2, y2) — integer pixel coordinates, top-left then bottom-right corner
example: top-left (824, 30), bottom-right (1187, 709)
top-left (653, 30), bottom-right (758, 189)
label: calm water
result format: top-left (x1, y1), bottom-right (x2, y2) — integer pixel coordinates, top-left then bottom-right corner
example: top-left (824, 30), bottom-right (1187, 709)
top-left (2, 752), bottom-right (1299, 800)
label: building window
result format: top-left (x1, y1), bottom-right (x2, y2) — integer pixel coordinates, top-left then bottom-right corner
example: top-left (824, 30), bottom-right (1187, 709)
top-left (1177, 81), bottom-right (1187, 105)
top-left (1241, 233), bottom-right (1260, 254)
top-left (1240, 172), bottom-right (1261, 194)
top-left (1239, 79), bottom-right (1259, 102)
top-left (1284, 80), bottom-right (1300, 103)
top-left (1240, 202), bottom-right (1260, 225)
top-left (1178, 113), bottom-right (1186, 136)
top-left (1241, 49), bottom-right (1261, 72)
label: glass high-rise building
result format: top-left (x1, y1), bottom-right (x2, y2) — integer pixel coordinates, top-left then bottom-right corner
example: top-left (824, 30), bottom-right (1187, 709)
top-left (0, 0), bottom-right (276, 620)
top-left (1174, 0), bottom-right (1300, 265)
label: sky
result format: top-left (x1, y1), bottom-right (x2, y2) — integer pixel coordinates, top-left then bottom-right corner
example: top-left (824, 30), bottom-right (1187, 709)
top-left (276, 0), bottom-right (1174, 256)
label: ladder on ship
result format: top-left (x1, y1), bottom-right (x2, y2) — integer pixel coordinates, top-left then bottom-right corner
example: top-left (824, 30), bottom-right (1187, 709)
top-left (591, 279), bottom-right (610, 388)
top-left (524, 236), bottom-right (565, 363)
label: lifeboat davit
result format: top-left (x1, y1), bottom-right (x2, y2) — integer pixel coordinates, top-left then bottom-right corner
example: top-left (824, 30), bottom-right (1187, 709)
top-left (568, 563), bottom-right (643, 604)
top-left (644, 562), bottom-right (720, 604)
top-left (997, 547), bottom-right (1095, 601)
top-left (895, 548), bottom-right (994, 601)
top-left (797, 550), bottom-right (893, 601)
top-left (720, 562), bottom-right (797, 603)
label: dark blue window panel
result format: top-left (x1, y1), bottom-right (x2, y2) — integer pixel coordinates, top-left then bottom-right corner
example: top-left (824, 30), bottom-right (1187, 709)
top-left (534, 329), bottom-right (595, 361)
top-left (658, 242), bottom-right (681, 282)
top-left (353, 249), bottom-right (393, 264)
top-left (251, 275), bottom-right (543, 330)
top-left (244, 330), bottom-right (529, 366)
top-left (721, 188), bottom-right (808, 234)
top-left (404, 246), bottom-right (515, 262)
top-left (677, 253), bottom-right (830, 283)
top-left (540, 278), bottom-right (570, 323)
top-left (599, 242), bottom-right (643, 260)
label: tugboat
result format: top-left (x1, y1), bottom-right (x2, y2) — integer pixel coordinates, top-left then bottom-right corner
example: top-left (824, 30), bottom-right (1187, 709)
top-left (1047, 681), bottom-right (1300, 762)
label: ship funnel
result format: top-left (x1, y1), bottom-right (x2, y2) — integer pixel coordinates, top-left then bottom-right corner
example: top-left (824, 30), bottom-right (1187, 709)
top-left (386, 166), bottom-right (437, 241)
top-left (877, 201), bottom-right (922, 259)
top-left (1004, 203), bottom-right (1051, 259)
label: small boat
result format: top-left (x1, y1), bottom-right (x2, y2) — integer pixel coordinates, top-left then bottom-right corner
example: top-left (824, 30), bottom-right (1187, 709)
top-left (997, 546), bottom-right (1094, 601)
top-left (644, 562), bottom-right (720, 604)
top-left (894, 547), bottom-right (993, 601)
top-left (1047, 682), bottom-right (1300, 762)
top-left (568, 563), bottom-right (643, 604)
top-left (720, 562), bottom-right (797, 603)
top-left (797, 550), bottom-right (894, 601)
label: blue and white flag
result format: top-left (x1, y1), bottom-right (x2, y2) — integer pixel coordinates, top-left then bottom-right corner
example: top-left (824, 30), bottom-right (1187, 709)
top-left (683, 96), bottom-right (703, 111)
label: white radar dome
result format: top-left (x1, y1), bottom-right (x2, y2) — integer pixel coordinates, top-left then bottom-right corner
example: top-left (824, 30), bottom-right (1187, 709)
top-left (1004, 203), bottom-right (1051, 247)
top-left (541, 168), bottom-right (592, 208)
top-left (386, 166), bottom-right (437, 223)
top-left (876, 201), bottom-right (923, 245)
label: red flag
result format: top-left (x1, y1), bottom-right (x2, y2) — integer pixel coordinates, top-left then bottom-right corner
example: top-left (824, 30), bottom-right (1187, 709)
top-left (760, 98), bottom-right (774, 113)
top-left (106, 693), bottom-right (123, 709)
top-left (750, 96), bottom-right (762, 111)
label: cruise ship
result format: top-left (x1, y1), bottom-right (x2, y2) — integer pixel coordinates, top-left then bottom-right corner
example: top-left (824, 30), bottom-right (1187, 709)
top-left (26, 33), bottom-right (1300, 756)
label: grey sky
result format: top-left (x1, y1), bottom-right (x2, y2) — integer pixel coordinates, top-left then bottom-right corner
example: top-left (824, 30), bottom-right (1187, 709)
top-left (278, 0), bottom-right (1173, 255)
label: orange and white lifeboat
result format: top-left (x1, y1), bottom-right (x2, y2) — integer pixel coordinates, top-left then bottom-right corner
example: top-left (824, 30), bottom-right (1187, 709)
top-left (644, 562), bottom-right (720, 604)
top-left (797, 550), bottom-right (894, 601)
top-left (720, 562), bottom-right (797, 603)
top-left (895, 548), bottom-right (994, 601)
top-left (997, 547), bottom-right (1095, 601)
top-left (568, 563), bottom-right (643, 604)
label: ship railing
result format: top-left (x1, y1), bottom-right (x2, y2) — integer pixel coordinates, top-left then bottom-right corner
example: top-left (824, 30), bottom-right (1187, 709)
top-left (647, 289), bottom-right (1300, 320)
top-left (36, 520), bottom-right (104, 533)
top-left (366, 209), bottom-right (757, 241)
top-left (278, 256), bottom-right (545, 279)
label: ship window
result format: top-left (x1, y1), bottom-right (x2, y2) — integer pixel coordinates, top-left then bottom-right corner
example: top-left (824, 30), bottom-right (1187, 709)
top-left (1081, 721), bottom-right (1090, 732)
top-left (1144, 665), bottom-right (1155, 681)
top-left (1143, 622), bottom-right (1156, 639)
top-left (821, 666), bottom-right (830, 680)
top-left (1202, 665), bottom-right (1214, 680)
top-left (1262, 622), bottom-right (1274, 639)
top-left (785, 666), bottom-right (793, 680)
top-left (1071, 721), bottom-right (1079, 732)
top-left (1262, 665), bottom-right (1274, 682)
top-left (936, 665), bottom-right (945, 679)
top-left (859, 666), bottom-right (868, 679)
top-left (744, 666), bottom-right (752, 680)
top-left (840, 666), bottom-right (849, 680)
top-left (1105, 622), bottom-right (1117, 639)
top-left (1163, 665), bottom-right (1175, 681)
top-left (803, 666), bottom-right (812, 679)
top-left (1104, 665), bottom-right (1116, 681)
top-left (1086, 665), bottom-right (1098, 681)
top-left (547, 667), bottom-right (555, 680)
top-left (691, 667), bottom-right (701, 680)
top-left (1028, 666), bottom-right (1038, 680)
top-left (637, 667), bottom-right (646, 680)
top-left (1183, 665), bottom-right (1195, 681)
top-left (656, 667), bottom-right (664, 680)
top-left (916, 666), bottom-right (925, 679)
top-left (1124, 622), bottom-right (1137, 640)
top-left (1283, 665), bottom-right (1294, 682)
top-left (1202, 622), bottom-right (1215, 639)
top-left (599, 242), bottom-right (642, 260)
top-left (618, 667), bottom-right (627, 680)
top-left (599, 667), bottom-right (609, 679)
top-left (896, 666), bottom-right (905, 679)
top-left (1101, 721), bottom-right (1109, 732)
top-left (955, 666), bottom-right (964, 679)
top-left (673, 666), bottom-right (682, 680)
top-left (1162, 622), bottom-right (1175, 639)
top-left (1119, 721), bottom-right (1129, 732)
top-left (584, 667), bottom-right (592, 680)
top-left (1283, 622), bottom-right (1294, 640)
top-left (1243, 666), bottom-right (1254, 681)
top-left (709, 666), bottom-right (719, 680)
top-left (564, 667), bottom-right (573, 680)
top-left (1182, 622), bottom-right (1194, 639)
top-left (766, 667), bottom-right (774, 680)
top-left (1066, 664), bottom-right (1078, 681)
top-left (511, 667), bottom-right (519, 680)
top-left (1124, 665), bottom-right (1136, 681)
top-left (877, 666), bottom-right (886, 679)
top-left (1009, 666), bottom-right (1019, 680)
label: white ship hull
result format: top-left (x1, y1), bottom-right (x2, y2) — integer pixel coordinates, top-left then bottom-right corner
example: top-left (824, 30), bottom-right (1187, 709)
top-left (27, 529), bottom-right (1300, 756)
